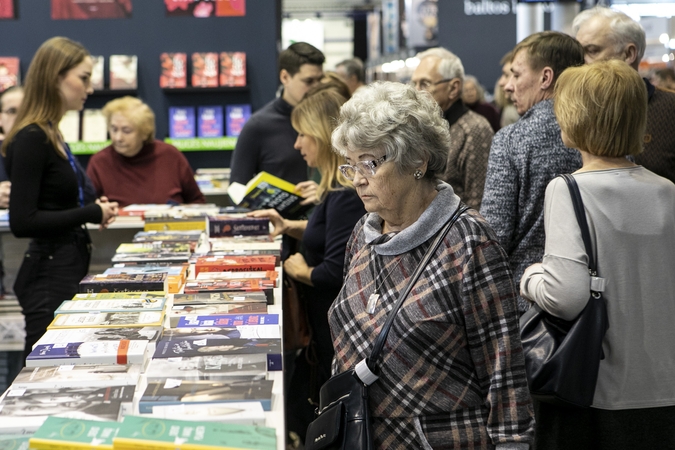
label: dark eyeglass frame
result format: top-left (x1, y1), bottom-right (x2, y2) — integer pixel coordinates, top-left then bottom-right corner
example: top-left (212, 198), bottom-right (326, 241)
top-left (338, 155), bottom-right (387, 181)
top-left (410, 78), bottom-right (456, 91)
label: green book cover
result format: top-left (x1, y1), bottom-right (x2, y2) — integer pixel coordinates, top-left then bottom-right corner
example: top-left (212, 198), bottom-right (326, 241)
top-left (114, 415), bottom-right (276, 450)
top-left (29, 416), bottom-right (119, 449)
top-left (0, 435), bottom-right (31, 450)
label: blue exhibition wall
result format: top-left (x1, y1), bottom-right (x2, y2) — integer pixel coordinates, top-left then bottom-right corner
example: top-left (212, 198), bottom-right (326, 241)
top-left (0, 0), bottom-right (281, 169)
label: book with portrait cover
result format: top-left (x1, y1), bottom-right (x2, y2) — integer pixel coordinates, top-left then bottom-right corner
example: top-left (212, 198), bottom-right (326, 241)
top-left (168, 106), bottom-right (196, 139)
top-left (109, 55), bottom-right (137, 89)
top-left (219, 52), bottom-right (246, 87)
top-left (171, 291), bottom-right (268, 306)
top-left (113, 415), bottom-right (276, 450)
top-left (144, 354), bottom-right (268, 381)
top-left (207, 215), bottom-right (269, 238)
top-left (197, 106), bottom-right (223, 138)
top-left (160, 52), bottom-right (187, 88)
top-left (0, 56), bottom-right (20, 92)
top-left (78, 273), bottom-right (168, 293)
top-left (225, 104), bottom-right (250, 137)
top-left (13, 364), bottom-right (143, 389)
top-left (191, 52), bottom-right (219, 88)
top-left (227, 171), bottom-right (311, 220)
top-left (138, 377), bottom-right (274, 413)
top-left (194, 255), bottom-right (276, 275)
top-left (47, 311), bottom-right (165, 329)
top-left (36, 327), bottom-right (162, 347)
top-left (26, 340), bottom-right (150, 367)
top-left (29, 417), bottom-right (119, 450)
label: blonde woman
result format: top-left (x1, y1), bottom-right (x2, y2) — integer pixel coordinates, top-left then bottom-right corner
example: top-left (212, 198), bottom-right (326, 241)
top-left (249, 87), bottom-right (366, 443)
top-left (86, 96), bottom-right (204, 207)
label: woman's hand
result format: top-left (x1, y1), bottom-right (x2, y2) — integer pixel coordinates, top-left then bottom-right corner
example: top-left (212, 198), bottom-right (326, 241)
top-left (0, 181), bottom-right (10, 209)
top-left (295, 180), bottom-right (319, 206)
top-left (520, 262), bottom-right (543, 301)
top-left (284, 253), bottom-right (313, 286)
top-left (96, 197), bottom-right (119, 230)
top-left (247, 208), bottom-right (287, 238)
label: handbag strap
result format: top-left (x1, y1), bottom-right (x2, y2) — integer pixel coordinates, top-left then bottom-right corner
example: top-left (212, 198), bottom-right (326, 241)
top-left (560, 174), bottom-right (597, 275)
top-left (355, 204), bottom-right (470, 385)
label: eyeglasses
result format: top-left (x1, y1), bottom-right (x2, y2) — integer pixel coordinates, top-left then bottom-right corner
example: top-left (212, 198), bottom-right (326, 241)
top-left (409, 78), bottom-right (455, 92)
top-left (338, 155), bottom-right (387, 181)
top-left (1, 107), bottom-right (17, 115)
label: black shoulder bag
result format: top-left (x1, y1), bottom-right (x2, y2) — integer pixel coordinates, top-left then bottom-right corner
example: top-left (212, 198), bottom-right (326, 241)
top-left (305, 204), bottom-right (469, 450)
top-left (519, 174), bottom-right (610, 408)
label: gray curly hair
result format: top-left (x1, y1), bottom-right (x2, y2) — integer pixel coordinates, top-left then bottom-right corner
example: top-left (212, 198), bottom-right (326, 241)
top-left (331, 81), bottom-right (450, 179)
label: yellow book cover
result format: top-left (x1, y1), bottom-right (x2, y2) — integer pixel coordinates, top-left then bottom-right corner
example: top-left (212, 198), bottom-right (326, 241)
top-left (227, 171), bottom-right (311, 219)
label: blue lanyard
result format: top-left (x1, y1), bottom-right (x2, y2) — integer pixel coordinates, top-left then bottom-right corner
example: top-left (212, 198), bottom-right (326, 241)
top-left (63, 142), bottom-right (85, 208)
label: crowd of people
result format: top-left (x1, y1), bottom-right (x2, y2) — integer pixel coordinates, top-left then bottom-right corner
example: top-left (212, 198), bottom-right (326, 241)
top-left (1, 5), bottom-right (674, 450)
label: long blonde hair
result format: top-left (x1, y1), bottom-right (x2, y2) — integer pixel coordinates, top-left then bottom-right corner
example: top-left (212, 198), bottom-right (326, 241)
top-left (291, 88), bottom-right (350, 202)
top-left (1, 37), bottom-right (89, 157)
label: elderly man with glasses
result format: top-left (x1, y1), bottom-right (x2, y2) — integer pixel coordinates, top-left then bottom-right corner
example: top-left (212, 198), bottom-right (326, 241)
top-left (410, 47), bottom-right (494, 210)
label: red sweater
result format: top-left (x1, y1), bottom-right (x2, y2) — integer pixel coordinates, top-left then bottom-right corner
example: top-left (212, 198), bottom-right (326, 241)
top-left (86, 140), bottom-right (205, 207)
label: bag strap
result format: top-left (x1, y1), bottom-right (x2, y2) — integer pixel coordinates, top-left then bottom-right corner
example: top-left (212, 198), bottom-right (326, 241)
top-left (560, 174), bottom-right (596, 273)
top-left (355, 204), bottom-right (470, 385)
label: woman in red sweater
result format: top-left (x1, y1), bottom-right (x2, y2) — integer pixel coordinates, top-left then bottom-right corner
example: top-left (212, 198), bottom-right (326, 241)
top-left (86, 96), bottom-right (205, 207)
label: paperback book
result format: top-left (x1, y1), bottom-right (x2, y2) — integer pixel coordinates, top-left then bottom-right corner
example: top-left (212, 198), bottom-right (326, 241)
top-left (168, 106), bottom-right (196, 139)
top-left (225, 104), bottom-right (251, 137)
top-left (104, 265), bottom-right (187, 294)
top-left (26, 340), bottom-right (150, 367)
top-left (159, 52), bottom-right (187, 88)
top-left (219, 52), bottom-right (246, 87)
top-left (142, 401), bottom-right (266, 426)
top-left (169, 303), bottom-right (267, 327)
top-left (79, 273), bottom-right (168, 293)
top-left (171, 291), bottom-right (269, 306)
top-left (207, 215), bottom-right (269, 238)
top-left (138, 377), bottom-right (275, 413)
top-left (82, 108), bottom-right (107, 142)
top-left (29, 417), bottom-right (119, 450)
top-left (160, 325), bottom-right (281, 340)
top-left (13, 364), bottom-right (143, 389)
top-left (54, 297), bottom-right (166, 315)
top-left (133, 230), bottom-right (204, 243)
top-left (198, 105), bottom-right (224, 138)
top-left (36, 327), bottom-right (162, 347)
top-left (0, 56), bottom-right (20, 92)
top-left (113, 415), bottom-right (276, 450)
top-left (48, 311), bottom-right (165, 329)
top-left (0, 435), bottom-right (30, 449)
top-left (182, 279), bottom-right (274, 302)
top-left (176, 313), bottom-right (279, 328)
top-left (143, 216), bottom-right (206, 232)
top-left (90, 55), bottom-right (104, 90)
top-left (59, 110), bottom-right (80, 143)
top-left (71, 292), bottom-right (166, 301)
top-left (194, 255), bottom-right (276, 275)
top-left (227, 171), bottom-right (311, 219)
top-left (110, 251), bottom-right (192, 265)
top-left (194, 270), bottom-right (278, 285)
top-left (144, 354), bottom-right (269, 381)
top-left (109, 55), bottom-right (138, 89)
top-left (191, 52), bottom-right (219, 87)
top-left (115, 242), bottom-right (191, 253)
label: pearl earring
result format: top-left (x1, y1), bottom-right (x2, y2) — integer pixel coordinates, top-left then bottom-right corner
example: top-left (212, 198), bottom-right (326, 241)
top-left (414, 169), bottom-right (424, 180)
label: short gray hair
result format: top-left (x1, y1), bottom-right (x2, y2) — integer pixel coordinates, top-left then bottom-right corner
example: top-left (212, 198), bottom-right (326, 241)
top-left (331, 81), bottom-right (450, 179)
top-left (336, 57), bottom-right (365, 83)
top-left (573, 6), bottom-right (646, 64)
top-left (415, 47), bottom-right (465, 82)
top-left (463, 75), bottom-right (485, 102)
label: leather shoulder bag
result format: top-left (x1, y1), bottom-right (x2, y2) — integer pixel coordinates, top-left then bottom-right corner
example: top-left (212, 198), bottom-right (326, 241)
top-left (304, 205), bottom-right (469, 450)
top-left (519, 174), bottom-right (609, 408)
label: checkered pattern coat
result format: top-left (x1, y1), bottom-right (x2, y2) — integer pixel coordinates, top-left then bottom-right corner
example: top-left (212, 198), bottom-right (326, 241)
top-left (329, 207), bottom-right (534, 449)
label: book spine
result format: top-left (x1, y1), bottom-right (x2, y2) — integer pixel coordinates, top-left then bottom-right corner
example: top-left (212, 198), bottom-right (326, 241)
top-left (78, 281), bottom-right (165, 293)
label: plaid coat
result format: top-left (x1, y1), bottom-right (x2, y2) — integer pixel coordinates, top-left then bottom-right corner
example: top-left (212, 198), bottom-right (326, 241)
top-left (329, 203), bottom-right (534, 449)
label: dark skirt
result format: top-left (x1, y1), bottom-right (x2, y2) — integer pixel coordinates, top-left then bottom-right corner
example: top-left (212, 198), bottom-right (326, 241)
top-left (535, 400), bottom-right (675, 450)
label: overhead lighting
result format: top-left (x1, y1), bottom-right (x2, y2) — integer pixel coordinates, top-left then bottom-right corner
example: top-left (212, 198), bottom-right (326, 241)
top-left (660, 33), bottom-right (670, 45)
top-left (662, 53), bottom-right (670, 63)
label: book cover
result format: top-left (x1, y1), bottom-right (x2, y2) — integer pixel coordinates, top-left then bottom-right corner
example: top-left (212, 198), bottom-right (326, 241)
top-left (225, 104), bottom-right (251, 137)
top-left (191, 52), bottom-right (219, 88)
top-left (113, 415), bottom-right (276, 450)
top-left (29, 417), bottom-right (119, 450)
top-left (197, 106), bottom-right (223, 138)
top-left (160, 325), bottom-right (280, 341)
top-left (176, 314), bottom-right (279, 328)
top-left (171, 292), bottom-right (268, 306)
top-left (79, 273), bottom-right (168, 293)
top-left (207, 215), bottom-right (269, 238)
top-left (59, 110), bottom-right (80, 143)
top-left (90, 55), bottom-right (105, 90)
top-left (0, 436), bottom-right (30, 449)
top-left (219, 52), bottom-right (246, 87)
top-left (169, 303), bottom-right (267, 328)
top-left (26, 340), bottom-right (150, 367)
top-left (115, 242), bottom-right (191, 253)
top-left (194, 255), bottom-right (276, 275)
top-left (227, 171), bottom-right (311, 219)
top-left (13, 364), bottom-right (142, 389)
top-left (182, 280), bottom-right (274, 302)
top-left (168, 106), bottom-right (196, 139)
top-left (0, 57), bottom-right (20, 92)
top-left (120, 204), bottom-right (172, 218)
top-left (104, 266), bottom-right (187, 294)
top-left (159, 52), bottom-right (187, 88)
top-left (71, 292), bottom-right (166, 301)
top-left (81, 109), bottom-right (108, 142)
top-left (209, 235), bottom-right (281, 252)
top-left (48, 311), bottom-right (164, 329)
top-left (55, 298), bottom-right (166, 315)
top-left (143, 401), bottom-right (266, 426)
top-left (133, 230), bottom-right (203, 242)
top-left (110, 251), bottom-right (192, 265)
top-left (145, 354), bottom-right (269, 381)
top-left (138, 378), bottom-right (275, 413)
top-left (109, 55), bottom-right (137, 89)
top-left (36, 327), bottom-right (162, 347)
top-left (194, 270), bottom-right (278, 284)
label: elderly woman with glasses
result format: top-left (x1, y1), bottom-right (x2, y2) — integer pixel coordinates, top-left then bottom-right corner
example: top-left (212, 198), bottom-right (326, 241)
top-left (329, 81), bottom-right (534, 449)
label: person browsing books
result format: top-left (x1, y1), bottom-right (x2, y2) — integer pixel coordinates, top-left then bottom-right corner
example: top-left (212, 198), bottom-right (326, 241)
top-left (248, 86), bottom-right (366, 444)
top-left (1, 37), bottom-right (119, 360)
top-left (86, 96), bottom-right (205, 207)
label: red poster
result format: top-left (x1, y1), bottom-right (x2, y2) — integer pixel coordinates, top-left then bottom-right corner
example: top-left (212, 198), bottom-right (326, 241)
top-left (165, 0), bottom-right (245, 18)
top-left (51, 0), bottom-right (132, 20)
top-left (0, 0), bottom-right (15, 19)
top-left (0, 57), bottom-right (20, 92)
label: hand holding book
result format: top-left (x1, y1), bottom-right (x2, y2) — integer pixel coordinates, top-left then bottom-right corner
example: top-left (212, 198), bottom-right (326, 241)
top-left (247, 209), bottom-right (306, 240)
top-left (295, 180), bottom-right (319, 206)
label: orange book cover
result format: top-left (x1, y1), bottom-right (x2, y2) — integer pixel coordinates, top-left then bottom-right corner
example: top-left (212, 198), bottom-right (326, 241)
top-left (191, 52), bottom-right (219, 87)
top-left (194, 256), bottom-right (277, 275)
top-left (159, 52), bottom-right (187, 88)
top-left (219, 52), bottom-right (246, 87)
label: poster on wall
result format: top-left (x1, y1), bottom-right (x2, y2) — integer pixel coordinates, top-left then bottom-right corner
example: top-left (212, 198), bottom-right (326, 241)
top-left (406, 0), bottom-right (438, 49)
top-left (51, 0), bottom-right (132, 20)
top-left (165, 0), bottom-right (245, 18)
top-left (0, 0), bottom-right (15, 19)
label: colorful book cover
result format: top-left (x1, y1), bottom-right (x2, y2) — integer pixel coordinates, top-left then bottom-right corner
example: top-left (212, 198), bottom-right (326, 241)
top-left (144, 401), bottom-right (266, 426)
top-left (79, 273), bottom-right (168, 293)
top-left (171, 291), bottom-right (268, 306)
top-left (26, 340), bottom-right (150, 367)
top-left (176, 314), bottom-right (279, 328)
top-left (115, 242), bottom-right (191, 253)
top-left (48, 311), bottom-right (164, 329)
top-left (191, 52), bottom-right (219, 88)
top-left (160, 325), bottom-right (280, 341)
top-left (219, 52), bottom-right (246, 87)
top-left (109, 55), bottom-right (137, 89)
top-left (0, 57), bottom-right (20, 92)
top-left (194, 270), bottom-right (278, 284)
top-left (0, 435), bottom-right (30, 450)
top-left (29, 416), bottom-right (119, 450)
top-left (227, 171), bottom-right (311, 220)
top-left (13, 364), bottom-right (142, 389)
top-left (110, 251), bottom-right (192, 265)
top-left (90, 55), bottom-right (104, 90)
top-left (182, 280), bottom-right (274, 301)
top-left (138, 378), bottom-right (275, 413)
top-left (72, 292), bottom-right (166, 301)
top-left (55, 298), bottom-right (166, 315)
top-left (208, 235), bottom-right (281, 253)
top-left (143, 217), bottom-right (207, 232)
top-left (160, 52), bottom-right (187, 88)
top-left (225, 104), bottom-right (251, 137)
top-left (36, 327), bottom-right (162, 347)
top-left (104, 266), bottom-right (187, 294)
top-left (145, 354), bottom-right (269, 381)
top-left (168, 106), bottom-right (196, 139)
top-left (194, 255), bottom-right (276, 275)
top-left (169, 303), bottom-right (267, 327)
top-left (133, 230), bottom-right (203, 242)
top-left (113, 415), bottom-right (276, 450)
top-left (207, 215), bottom-right (268, 238)
top-left (197, 106), bottom-right (223, 138)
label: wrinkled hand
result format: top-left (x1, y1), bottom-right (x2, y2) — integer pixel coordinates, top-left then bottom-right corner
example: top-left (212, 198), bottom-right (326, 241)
top-left (96, 196), bottom-right (119, 230)
top-left (0, 181), bottom-right (10, 209)
top-left (283, 253), bottom-right (311, 284)
top-left (295, 180), bottom-right (319, 206)
top-left (247, 208), bottom-right (287, 238)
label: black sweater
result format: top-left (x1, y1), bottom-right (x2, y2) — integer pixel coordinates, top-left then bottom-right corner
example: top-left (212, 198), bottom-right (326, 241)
top-left (6, 124), bottom-right (102, 239)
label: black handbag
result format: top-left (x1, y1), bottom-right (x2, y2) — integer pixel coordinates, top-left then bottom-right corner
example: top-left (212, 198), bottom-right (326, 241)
top-left (519, 173), bottom-right (609, 408)
top-left (304, 205), bottom-right (469, 450)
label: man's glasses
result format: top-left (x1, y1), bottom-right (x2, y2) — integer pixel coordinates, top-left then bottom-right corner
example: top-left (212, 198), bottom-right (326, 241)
top-left (409, 78), bottom-right (454, 92)
top-left (339, 155), bottom-right (387, 181)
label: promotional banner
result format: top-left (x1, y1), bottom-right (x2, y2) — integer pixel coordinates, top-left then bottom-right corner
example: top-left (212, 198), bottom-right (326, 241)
top-left (165, 0), bottom-right (245, 18)
top-left (51, 0), bottom-right (132, 20)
